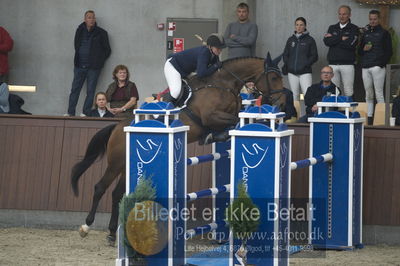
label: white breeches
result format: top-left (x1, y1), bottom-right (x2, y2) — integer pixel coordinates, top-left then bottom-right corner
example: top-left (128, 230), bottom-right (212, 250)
top-left (362, 66), bottom-right (386, 116)
top-left (330, 65), bottom-right (355, 97)
top-left (164, 58), bottom-right (182, 99)
top-left (288, 73), bottom-right (312, 101)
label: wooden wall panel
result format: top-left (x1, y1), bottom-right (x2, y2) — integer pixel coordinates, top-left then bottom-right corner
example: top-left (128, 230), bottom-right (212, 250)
top-left (362, 135), bottom-right (400, 225)
top-left (0, 117), bottom-right (65, 211)
top-left (1, 116), bottom-right (400, 227)
top-left (187, 143), bottom-right (213, 217)
top-left (57, 120), bottom-right (119, 213)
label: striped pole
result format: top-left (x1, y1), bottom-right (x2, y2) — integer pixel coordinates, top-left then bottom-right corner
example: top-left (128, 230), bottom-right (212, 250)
top-left (187, 184), bottom-right (230, 201)
top-left (290, 153), bottom-right (333, 170)
top-left (187, 150), bottom-right (230, 166)
top-left (185, 220), bottom-right (227, 239)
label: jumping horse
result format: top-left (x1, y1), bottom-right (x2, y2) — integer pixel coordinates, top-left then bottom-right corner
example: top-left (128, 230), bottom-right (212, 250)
top-left (71, 53), bottom-right (287, 245)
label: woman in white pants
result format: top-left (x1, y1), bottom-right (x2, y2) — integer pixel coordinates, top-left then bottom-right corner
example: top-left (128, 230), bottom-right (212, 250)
top-left (283, 17), bottom-right (318, 101)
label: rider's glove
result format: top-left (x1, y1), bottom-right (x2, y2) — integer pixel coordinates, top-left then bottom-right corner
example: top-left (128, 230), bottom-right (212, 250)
top-left (214, 60), bottom-right (223, 69)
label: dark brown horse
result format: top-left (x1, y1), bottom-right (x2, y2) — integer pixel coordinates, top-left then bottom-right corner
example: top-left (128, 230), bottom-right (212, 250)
top-left (71, 54), bottom-right (287, 245)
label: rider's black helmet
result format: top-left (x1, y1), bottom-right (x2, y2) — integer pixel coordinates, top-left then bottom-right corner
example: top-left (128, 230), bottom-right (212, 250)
top-left (206, 34), bottom-right (226, 49)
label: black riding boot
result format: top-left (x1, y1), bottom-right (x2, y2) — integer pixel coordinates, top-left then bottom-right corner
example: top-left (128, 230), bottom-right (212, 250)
top-left (161, 93), bottom-right (177, 106)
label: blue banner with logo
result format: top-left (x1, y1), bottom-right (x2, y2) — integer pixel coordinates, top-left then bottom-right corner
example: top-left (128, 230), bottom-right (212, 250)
top-left (233, 135), bottom-right (276, 264)
top-left (312, 122), bottom-right (349, 248)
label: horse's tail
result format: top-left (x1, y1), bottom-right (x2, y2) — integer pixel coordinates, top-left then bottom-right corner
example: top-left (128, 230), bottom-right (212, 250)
top-left (71, 123), bottom-right (117, 197)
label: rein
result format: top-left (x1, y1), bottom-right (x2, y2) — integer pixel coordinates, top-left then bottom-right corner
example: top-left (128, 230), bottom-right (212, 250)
top-left (263, 71), bottom-right (286, 106)
top-left (220, 66), bottom-right (266, 96)
top-left (219, 65), bottom-right (286, 106)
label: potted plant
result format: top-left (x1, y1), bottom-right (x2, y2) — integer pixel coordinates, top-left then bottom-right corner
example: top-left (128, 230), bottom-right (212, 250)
top-left (225, 182), bottom-right (260, 266)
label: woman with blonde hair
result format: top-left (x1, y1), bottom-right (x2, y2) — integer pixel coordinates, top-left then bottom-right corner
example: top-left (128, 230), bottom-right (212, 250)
top-left (87, 92), bottom-right (114, 118)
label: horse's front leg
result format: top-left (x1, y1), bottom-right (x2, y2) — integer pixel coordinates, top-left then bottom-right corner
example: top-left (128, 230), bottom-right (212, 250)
top-left (199, 110), bottom-right (240, 144)
top-left (201, 110), bottom-right (239, 129)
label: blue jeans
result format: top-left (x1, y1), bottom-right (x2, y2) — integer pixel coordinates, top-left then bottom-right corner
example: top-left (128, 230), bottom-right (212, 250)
top-left (67, 67), bottom-right (101, 115)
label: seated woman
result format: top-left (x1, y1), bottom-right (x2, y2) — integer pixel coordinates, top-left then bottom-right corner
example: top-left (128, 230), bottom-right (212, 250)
top-left (392, 87), bottom-right (400, 126)
top-left (87, 92), bottom-right (114, 118)
top-left (105, 65), bottom-right (139, 117)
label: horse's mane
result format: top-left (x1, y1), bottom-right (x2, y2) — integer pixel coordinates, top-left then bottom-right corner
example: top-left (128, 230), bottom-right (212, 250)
top-left (221, 56), bottom-right (264, 65)
top-left (187, 56), bottom-right (264, 85)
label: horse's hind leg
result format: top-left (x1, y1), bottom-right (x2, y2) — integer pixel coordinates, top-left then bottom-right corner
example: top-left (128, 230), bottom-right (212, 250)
top-left (79, 164), bottom-right (122, 238)
top-left (106, 173), bottom-right (125, 246)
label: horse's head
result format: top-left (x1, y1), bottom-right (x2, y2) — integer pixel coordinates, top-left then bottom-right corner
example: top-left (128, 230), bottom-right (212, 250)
top-left (255, 52), bottom-right (287, 112)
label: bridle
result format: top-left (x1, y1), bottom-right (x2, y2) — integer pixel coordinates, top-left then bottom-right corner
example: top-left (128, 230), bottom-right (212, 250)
top-left (260, 69), bottom-right (286, 106)
top-left (221, 65), bottom-right (285, 106)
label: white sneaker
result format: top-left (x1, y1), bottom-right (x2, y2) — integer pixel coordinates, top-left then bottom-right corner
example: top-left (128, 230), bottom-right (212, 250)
top-left (79, 113), bottom-right (86, 117)
top-left (63, 113), bottom-right (71, 117)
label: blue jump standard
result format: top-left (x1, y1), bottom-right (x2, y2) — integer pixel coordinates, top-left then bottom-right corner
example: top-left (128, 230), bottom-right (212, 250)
top-left (118, 98), bottom-right (364, 266)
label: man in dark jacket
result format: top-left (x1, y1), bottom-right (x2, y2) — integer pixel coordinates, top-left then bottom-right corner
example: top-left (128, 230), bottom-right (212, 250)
top-left (65, 10), bottom-right (111, 116)
top-left (323, 5), bottom-right (358, 97)
top-left (359, 10), bottom-right (392, 125)
top-left (298, 66), bottom-right (341, 123)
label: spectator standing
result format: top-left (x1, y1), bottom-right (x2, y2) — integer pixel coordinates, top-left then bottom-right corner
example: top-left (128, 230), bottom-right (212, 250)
top-left (87, 92), bottom-right (114, 118)
top-left (65, 10), bottom-right (111, 117)
top-left (323, 5), bottom-right (359, 97)
top-left (0, 27), bottom-right (14, 84)
top-left (105, 65), bottom-right (139, 117)
top-left (283, 17), bottom-right (318, 101)
top-left (298, 66), bottom-right (341, 123)
top-left (359, 10), bottom-right (392, 125)
top-left (224, 2), bottom-right (258, 59)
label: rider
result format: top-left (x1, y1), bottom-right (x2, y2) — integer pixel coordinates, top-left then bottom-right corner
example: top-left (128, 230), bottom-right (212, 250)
top-left (163, 34), bottom-right (226, 106)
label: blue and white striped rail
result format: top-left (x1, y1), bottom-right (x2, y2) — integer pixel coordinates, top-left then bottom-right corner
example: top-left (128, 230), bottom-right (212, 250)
top-left (185, 220), bottom-right (227, 239)
top-left (187, 150), bottom-right (231, 166)
top-left (290, 153), bottom-right (333, 170)
top-left (187, 184), bottom-right (231, 201)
